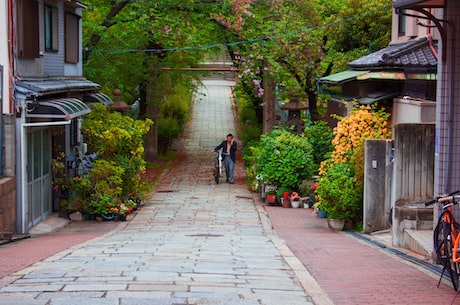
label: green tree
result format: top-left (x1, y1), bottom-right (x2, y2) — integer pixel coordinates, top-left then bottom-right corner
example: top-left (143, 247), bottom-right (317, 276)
top-left (82, 0), bottom-right (228, 159)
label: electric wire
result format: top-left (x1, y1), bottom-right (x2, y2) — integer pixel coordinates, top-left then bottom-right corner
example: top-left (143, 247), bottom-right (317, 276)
top-left (86, 4), bottom-right (391, 55)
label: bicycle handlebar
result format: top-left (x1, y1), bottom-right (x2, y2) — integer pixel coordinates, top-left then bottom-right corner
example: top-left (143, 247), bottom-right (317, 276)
top-left (425, 190), bottom-right (460, 206)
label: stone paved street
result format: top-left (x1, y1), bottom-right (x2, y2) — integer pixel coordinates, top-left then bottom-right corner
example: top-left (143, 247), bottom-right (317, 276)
top-left (1, 78), bottom-right (459, 305)
top-left (0, 79), bottom-right (326, 305)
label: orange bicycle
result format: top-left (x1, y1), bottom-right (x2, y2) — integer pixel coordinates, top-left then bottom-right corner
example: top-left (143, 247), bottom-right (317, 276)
top-left (425, 191), bottom-right (460, 291)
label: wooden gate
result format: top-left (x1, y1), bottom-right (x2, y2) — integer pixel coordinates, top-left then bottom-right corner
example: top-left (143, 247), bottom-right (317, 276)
top-left (393, 123), bottom-right (435, 204)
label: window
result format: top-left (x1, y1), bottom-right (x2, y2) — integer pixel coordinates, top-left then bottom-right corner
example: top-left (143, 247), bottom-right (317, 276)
top-left (44, 4), bottom-right (58, 52)
top-left (17, 0), bottom-right (39, 58)
top-left (398, 10), bottom-right (406, 36)
top-left (65, 12), bottom-right (80, 63)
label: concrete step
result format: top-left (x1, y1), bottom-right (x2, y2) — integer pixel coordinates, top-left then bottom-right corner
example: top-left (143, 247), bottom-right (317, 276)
top-left (404, 229), bottom-right (433, 260)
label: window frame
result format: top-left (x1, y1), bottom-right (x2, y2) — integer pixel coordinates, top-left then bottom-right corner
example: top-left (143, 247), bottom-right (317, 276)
top-left (398, 10), bottom-right (407, 37)
top-left (44, 3), bottom-right (59, 52)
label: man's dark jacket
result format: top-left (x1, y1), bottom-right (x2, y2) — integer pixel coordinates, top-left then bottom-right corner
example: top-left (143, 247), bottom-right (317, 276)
top-left (214, 140), bottom-right (237, 163)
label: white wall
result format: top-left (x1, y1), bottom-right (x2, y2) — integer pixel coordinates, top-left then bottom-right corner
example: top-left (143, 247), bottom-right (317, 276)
top-left (391, 8), bottom-right (443, 44)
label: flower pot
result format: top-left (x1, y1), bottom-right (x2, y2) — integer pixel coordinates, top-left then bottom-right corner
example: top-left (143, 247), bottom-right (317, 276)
top-left (327, 219), bottom-right (345, 231)
top-left (290, 200), bottom-right (300, 208)
top-left (101, 213), bottom-right (115, 221)
top-left (266, 194), bottom-right (277, 204)
top-left (282, 198), bottom-right (291, 208)
top-left (317, 208), bottom-right (326, 218)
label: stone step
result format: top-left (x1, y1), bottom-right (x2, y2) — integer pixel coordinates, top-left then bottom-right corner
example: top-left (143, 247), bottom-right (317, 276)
top-left (404, 229), bottom-right (433, 260)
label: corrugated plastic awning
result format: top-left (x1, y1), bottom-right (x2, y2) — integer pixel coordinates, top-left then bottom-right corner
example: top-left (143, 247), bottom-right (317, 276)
top-left (83, 92), bottom-right (113, 106)
top-left (318, 70), bottom-right (369, 85)
top-left (358, 91), bottom-right (399, 105)
top-left (26, 98), bottom-right (91, 120)
top-left (329, 91), bottom-right (398, 105)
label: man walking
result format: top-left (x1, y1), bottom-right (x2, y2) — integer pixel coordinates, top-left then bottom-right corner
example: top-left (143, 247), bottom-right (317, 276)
top-left (213, 133), bottom-right (237, 184)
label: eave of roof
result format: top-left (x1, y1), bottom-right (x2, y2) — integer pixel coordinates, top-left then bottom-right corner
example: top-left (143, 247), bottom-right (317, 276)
top-left (15, 78), bottom-right (100, 98)
top-left (317, 70), bottom-right (370, 85)
top-left (347, 37), bottom-right (437, 69)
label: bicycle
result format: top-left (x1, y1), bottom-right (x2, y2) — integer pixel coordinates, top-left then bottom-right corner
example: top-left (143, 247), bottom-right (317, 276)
top-left (213, 150), bottom-right (222, 184)
top-left (425, 191), bottom-right (460, 291)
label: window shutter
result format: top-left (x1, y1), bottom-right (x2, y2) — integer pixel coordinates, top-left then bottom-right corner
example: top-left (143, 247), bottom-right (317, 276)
top-left (18, 0), bottom-right (39, 58)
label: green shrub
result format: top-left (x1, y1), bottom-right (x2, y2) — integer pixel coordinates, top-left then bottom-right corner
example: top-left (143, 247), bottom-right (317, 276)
top-left (315, 162), bottom-right (363, 221)
top-left (256, 128), bottom-right (315, 189)
top-left (304, 120), bottom-right (334, 173)
top-left (67, 104), bottom-right (153, 211)
top-left (235, 85), bottom-right (262, 145)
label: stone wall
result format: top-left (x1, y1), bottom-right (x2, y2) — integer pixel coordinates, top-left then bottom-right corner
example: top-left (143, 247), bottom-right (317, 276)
top-left (0, 177), bottom-right (16, 233)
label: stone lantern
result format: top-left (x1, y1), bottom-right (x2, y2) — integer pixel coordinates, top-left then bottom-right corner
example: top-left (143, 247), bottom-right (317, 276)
top-left (110, 88), bottom-right (131, 112)
top-left (280, 95), bottom-right (308, 134)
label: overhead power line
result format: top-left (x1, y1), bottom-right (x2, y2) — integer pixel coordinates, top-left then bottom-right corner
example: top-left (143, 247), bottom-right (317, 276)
top-left (88, 4), bottom-right (391, 55)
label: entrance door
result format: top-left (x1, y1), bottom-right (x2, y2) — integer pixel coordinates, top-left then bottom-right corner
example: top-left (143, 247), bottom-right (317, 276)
top-left (27, 128), bottom-right (52, 228)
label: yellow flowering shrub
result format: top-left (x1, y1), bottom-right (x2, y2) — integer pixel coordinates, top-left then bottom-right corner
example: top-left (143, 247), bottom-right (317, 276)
top-left (320, 105), bottom-right (391, 175)
top-left (316, 105), bottom-right (391, 223)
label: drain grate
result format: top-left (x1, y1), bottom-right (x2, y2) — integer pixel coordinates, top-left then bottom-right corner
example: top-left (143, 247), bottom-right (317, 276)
top-left (236, 195), bottom-right (252, 200)
top-left (186, 233), bottom-right (224, 237)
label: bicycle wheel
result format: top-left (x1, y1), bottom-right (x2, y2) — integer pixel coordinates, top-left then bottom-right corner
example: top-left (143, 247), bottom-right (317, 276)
top-left (434, 221), bottom-right (460, 291)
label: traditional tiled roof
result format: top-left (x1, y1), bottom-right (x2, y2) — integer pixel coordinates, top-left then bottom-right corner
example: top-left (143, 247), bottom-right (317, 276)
top-left (15, 78), bottom-right (100, 97)
top-left (347, 37), bottom-right (437, 70)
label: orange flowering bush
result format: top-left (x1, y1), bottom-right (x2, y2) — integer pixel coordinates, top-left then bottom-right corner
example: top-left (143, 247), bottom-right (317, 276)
top-left (316, 105), bottom-right (391, 223)
top-left (320, 105), bottom-right (391, 175)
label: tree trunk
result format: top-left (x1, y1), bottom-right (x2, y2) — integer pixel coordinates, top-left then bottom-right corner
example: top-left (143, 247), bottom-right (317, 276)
top-left (144, 102), bottom-right (159, 163)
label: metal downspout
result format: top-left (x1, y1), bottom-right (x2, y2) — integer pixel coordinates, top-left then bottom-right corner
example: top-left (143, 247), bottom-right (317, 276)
top-left (444, 19), bottom-right (456, 194)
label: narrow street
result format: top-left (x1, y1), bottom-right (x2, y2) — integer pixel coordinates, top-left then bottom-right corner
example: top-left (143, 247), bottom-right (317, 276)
top-left (1, 78), bottom-right (459, 305)
top-left (0, 79), bottom-right (324, 305)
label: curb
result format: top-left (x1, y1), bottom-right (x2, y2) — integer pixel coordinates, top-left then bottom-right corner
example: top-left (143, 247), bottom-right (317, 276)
top-left (251, 191), bottom-right (335, 305)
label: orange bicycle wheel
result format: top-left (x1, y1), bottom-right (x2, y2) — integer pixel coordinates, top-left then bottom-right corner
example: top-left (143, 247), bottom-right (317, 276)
top-left (434, 221), bottom-right (460, 291)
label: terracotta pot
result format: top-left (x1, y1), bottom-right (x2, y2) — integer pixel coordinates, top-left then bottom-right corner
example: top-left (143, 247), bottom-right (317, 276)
top-left (266, 194), bottom-right (277, 204)
top-left (282, 198), bottom-right (291, 208)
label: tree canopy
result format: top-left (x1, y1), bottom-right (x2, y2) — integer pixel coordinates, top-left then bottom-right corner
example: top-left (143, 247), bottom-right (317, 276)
top-left (82, 0), bottom-right (393, 157)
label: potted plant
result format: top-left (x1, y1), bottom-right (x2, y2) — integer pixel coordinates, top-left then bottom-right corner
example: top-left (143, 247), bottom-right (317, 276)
top-left (277, 185), bottom-right (291, 208)
top-left (299, 178), bottom-right (318, 208)
top-left (289, 191), bottom-right (301, 208)
top-left (316, 162), bottom-right (363, 230)
top-left (264, 184), bottom-right (277, 204)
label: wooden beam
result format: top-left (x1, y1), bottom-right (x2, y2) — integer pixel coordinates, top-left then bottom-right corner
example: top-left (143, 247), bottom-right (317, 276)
top-left (161, 67), bottom-right (239, 71)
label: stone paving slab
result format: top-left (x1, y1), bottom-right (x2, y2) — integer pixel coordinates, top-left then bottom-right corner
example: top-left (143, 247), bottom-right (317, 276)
top-left (0, 79), bottom-right (319, 305)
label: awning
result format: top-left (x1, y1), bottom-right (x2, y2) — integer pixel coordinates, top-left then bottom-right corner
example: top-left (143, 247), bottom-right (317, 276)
top-left (357, 91), bottom-right (399, 105)
top-left (357, 72), bottom-right (406, 81)
top-left (330, 91), bottom-right (398, 105)
top-left (317, 70), bottom-right (369, 85)
top-left (26, 97), bottom-right (91, 120)
top-left (83, 92), bottom-right (113, 106)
